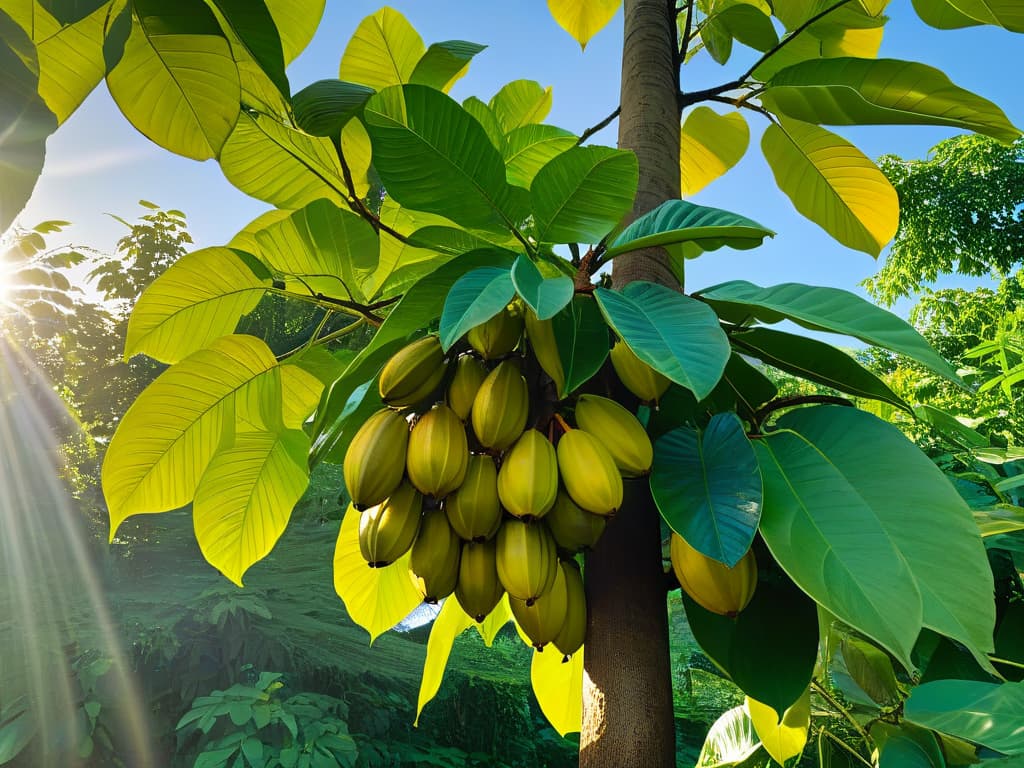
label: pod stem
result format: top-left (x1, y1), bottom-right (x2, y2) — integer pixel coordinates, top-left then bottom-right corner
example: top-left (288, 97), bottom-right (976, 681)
top-left (553, 413), bottom-right (573, 434)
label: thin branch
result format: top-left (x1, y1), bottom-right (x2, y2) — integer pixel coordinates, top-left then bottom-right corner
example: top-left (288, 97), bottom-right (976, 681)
top-left (678, 0), bottom-right (857, 108)
top-left (812, 678), bottom-right (871, 746)
top-left (268, 283), bottom-right (398, 324)
top-left (752, 394), bottom-right (854, 427)
top-left (335, 143), bottom-right (413, 245)
top-left (816, 726), bottom-right (875, 768)
top-left (705, 94), bottom-right (776, 122)
top-left (576, 107), bottom-right (621, 146)
top-left (679, 0), bottom-right (695, 62)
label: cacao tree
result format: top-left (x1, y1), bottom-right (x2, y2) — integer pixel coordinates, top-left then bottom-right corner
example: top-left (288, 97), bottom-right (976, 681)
top-left (3, 1), bottom-right (1024, 767)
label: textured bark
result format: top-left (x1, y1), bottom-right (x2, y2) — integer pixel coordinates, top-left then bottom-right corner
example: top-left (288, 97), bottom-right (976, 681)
top-left (579, 1), bottom-right (681, 766)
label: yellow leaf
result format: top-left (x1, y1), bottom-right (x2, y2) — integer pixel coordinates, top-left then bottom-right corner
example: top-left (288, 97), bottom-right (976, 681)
top-left (475, 595), bottom-right (513, 646)
top-left (280, 363), bottom-right (325, 429)
top-left (415, 598), bottom-right (474, 725)
top-left (339, 7), bottom-right (425, 90)
top-left (531, 646), bottom-right (584, 736)
top-left (341, 118), bottom-right (372, 199)
top-left (547, 0), bottom-right (622, 49)
top-left (332, 505), bottom-right (423, 642)
top-left (489, 80), bottom-right (554, 133)
top-left (680, 107), bottom-right (750, 196)
top-left (193, 429), bottom-right (310, 586)
top-left (103, 335), bottom-right (282, 535)
top-left (821, 25), bottom-right (884, 58)
top-left (760, 117), bottom-right (898, 256)
top-left (746, 687), bottom-right (811, 765)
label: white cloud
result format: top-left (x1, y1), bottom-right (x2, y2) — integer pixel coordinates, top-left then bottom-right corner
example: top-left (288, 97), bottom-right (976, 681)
top-left (43, 146), bottom-right (153, 178)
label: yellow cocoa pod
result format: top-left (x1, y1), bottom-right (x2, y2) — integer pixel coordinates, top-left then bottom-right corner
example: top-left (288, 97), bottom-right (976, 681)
top-left (496, 518), bottom-right (557, 602)
top-left (344, 408), bottom-right (409, 510)
top-left (471, 359), bottom-right (528, 451)
top-left (524, 310), bottom-right (565, 396)
top-left (455, 539), bottom-right (505, 622)
top-left (510, 558), bottom-right (568, 650)
top-left (546, 489), bottom-right (606, 552)
top-left (409, 508), bottom-right (461, 603)
top-left (445, 454), bottom-right (502, 542)
top-left (358, 480), bottom-right (423, 567)
top-left (447, 354), bottom-right (488, 421)
top-left (406, 404), bottom-right (469, 499)
top-left (379, 335), bottom-right (447, 408)
top-left (498, 429), bottom-right (558, 520)
top-left (556, 429), bottom-right (623, 516)
top-left (553, 560), bottom-right (586, 658)
top-left (609, 341), bottom-right (670, 403)
top-left (574, 394), bottom-right (653, 477)
top-left (466, 306), bottom-right (523, 360)
top-left (671, 533), bottom-right (757, 616)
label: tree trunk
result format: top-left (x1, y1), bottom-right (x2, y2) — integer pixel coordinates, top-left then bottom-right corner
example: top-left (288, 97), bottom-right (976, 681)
top-left (579, 1), bottom-right (680, 766)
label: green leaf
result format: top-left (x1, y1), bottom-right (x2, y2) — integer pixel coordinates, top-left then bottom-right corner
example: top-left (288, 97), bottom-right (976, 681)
top-left (219, 112), bottom-right (346, 209)
top-left (758, 406), bottom-right (996, 671)
top-left (103, 335), bottom-right (283, 534)
top-left (105, 0), bottom-right (240, 160)
top-left (208, 0), bottom-right (289, 99)
top-left (911, 0), bottom-right (989, 28)
top-left (760, 117), bottom-right (898, 255)
top-left (974, 506), bottom-right (1024, 537)
top-left (193, 428), bottom-right (310, 586)
top-left (312, 250), bottom-right (515, 464)
top-left (746, 687), bottom-right (811, 766)
top-left (439, 267), bottom-right (515, 352)
top-left (410, 40), bottom-right (486, 92)
top-left (332, 505), bottom-right (423, 642)
top-left (338, 7), bottom-right (424, 90)
top-left (488, 79), bottom-right (553, 132)
top-left (363, 84), bottom-right (522, 233)
top-left (547, 0), bottom-right (621, 49)
top-left (595, 282), bottom-right (730, 400)
top-left (651, 413), bottom-right (762, 566)
top-left (761, 58), bottom-right (1021, 145)
top-left (914, 404), bottom-right (989, 449)
top-left (264, 0), bottom-right (324, 64)
top-left (696, 280), bottom-right (960, 383)
top-left (550, 295), bottom-right (610, 398)
top-left (703, 0), bottom-right (779, 64)
top-left (462, 96), bottom-right (505, 150)
top-left (531, 647), bottom-right (583, 736)
top-left (713, 353), bottom-right (779, 417)
top-left (125, 247), bottom-right (270, 364)
top-left (841, 637), bottom-right (902, 706)
top-left (730, 327), bottom-right (911, 411)
top-left (38, 0), bottom-right (107, 25)
top-left (696, 706), bottom-right (763, 768)
top-left (680, 107), bottom-right (750, 196)
top-left (531, 145), bottom-right (638, 244)
top-left (511, 255), bottom-right (573, 321)
top-left (605, 199), bottom-right (773, 260)
top-left (904, 680), bottom-right (1024, 754)
top-left (0, 12), bottom-right (56, 234)
top-left (415, 598), bottom-right (473, 726)
top-left (682, 576), bottom-right (819, 715)
top-left (875, 725), bottom-right (946, 768)
top-left (250, 199), bottom-right (379, 304)
top-left (504, 124), bottom-right (578, 189)
top-left (292, 80), bottom-right (375, 138)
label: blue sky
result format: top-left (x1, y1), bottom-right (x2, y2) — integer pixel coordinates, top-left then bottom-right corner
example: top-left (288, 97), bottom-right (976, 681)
top-left (18, 1), bottom-right (1024, 316)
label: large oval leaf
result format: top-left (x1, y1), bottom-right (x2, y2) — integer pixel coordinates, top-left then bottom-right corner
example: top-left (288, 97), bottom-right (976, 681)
top-left (746, 688), bottom-right (811, 766)
top-left (219, 112), bottom-right (346, 209)
top-left (338, 7), bottom-right (424, 90)
top-left (697, 280), bottom-right (960, 383)
top-left (125, 247), bottom-right (270, 364)
top-left (547, 0), bottom-right (621, 49)
top-left (503, 124), bottom-right (578, 189)
top-left (103, 335), bottom-right (282, 533)
top-left (531, 647), bottom-right (583, 736)
top-left (760, 406), bottom-right (996, 671)
top-left (414, 598), bottom-right (473, 726)
top-left (682, 576), bottom-right (818, 716)
top-left (439, 266), bottom-right (515, 351)
top-left (595, 282), bottom-right (730, 401)
top-left (531, 145), bottom-right (638, 244)
top-left (680, 107), bottom-right (750, 196)
top-left (605, 199), bottom-right (773, 260)
top-left (364, 84), bottom-right (523, 233)
top-left (651, 413), bottom-right (761, 566)
top-left (410, 40), bottom-right (486, 92)
top-left (730, 327), bottom-right (910, 412)
top-left (549, 294), bottom-right (611, 398)
top-left (193, 428), bottom-right (310, 587)
top-left (904, 680), bottom-right (1024, 755)
top-left (696, 706), bottom-right (763, 768)
top-left (105, 0), bottom-right (240, 160)
top-left (761, 58), bottom-right (1021, 144)
top-left (332, 504), bottom-right (423, 643)
top-left (760, 117), bottom-right (898, 256)
top-left (488, 79), bottom-right (553, 132)
top-left (511, 254), bottom-right (573, 321)
top-left (208, 0), bottom-right (289, 99)
top-left (291, 79), bottom-right (374, 138)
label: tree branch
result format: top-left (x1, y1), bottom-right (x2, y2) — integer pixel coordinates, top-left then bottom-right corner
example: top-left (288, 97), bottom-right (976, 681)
top-left (678, 0), bottom-right (857, 109)
top-left (576, 106), bottom-right (622, 146)
top-left (334, 142), bottom-right (413, 245)
top-left (812, 679), bottom-right (871, 747)
top-left (752, 394), bottom-right (854, 428)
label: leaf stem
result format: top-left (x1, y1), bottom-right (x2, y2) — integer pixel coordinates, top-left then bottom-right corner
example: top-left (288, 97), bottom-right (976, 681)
top-left (816, 725), bottom-right (875, 768)
top-left (812, 678), bottom-right (871, 746)
top-left (752, 395), bottom-right (854, 426)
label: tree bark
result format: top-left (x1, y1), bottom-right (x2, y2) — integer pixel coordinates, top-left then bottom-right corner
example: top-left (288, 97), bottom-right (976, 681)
top-left (579, 1), bottom-right (681, 766)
